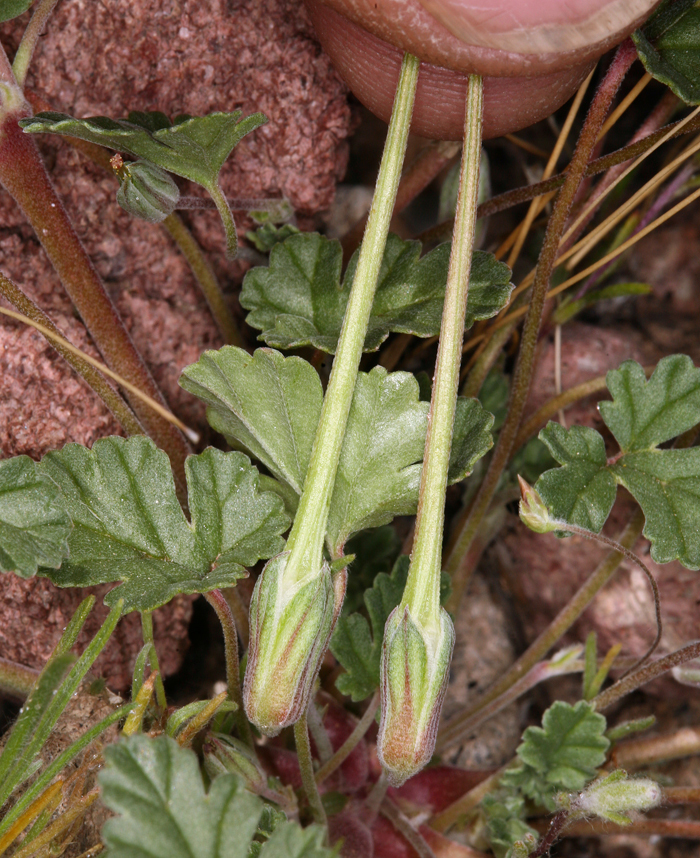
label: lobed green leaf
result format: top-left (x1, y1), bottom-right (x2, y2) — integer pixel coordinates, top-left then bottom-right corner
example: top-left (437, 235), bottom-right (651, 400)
top-left (531, 356), bottom-right (700, 569)
top-left (0, 0), bottom-right (31, 22)
top-left (633, 0), bottom-right (700, 104)
top-left (536, 424), bottom-right (616, 534)
top-left (502, 701), bottom-right (609, 810)
top-left (0, 455), bottom-right (71, 578)
top-left (182, 349), bottom-right (492, 555)
top-left (240, 232), bottom-right (512, 353)
top-left (179, 347), bottom-right (323, 496)
top-left (100, 734), bottom-right (263, 858)
top-left (38, 437), bottom-right (288, 611)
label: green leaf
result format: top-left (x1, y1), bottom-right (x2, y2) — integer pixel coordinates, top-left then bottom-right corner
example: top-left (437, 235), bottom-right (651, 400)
top-left (482, 791), bottom-right (538, 858)
top-left (240, 232), bottom-right (512, 353)
top-left (0, 0), bottom-right (31, 22)
top-left (100, 735), bottom-right (334, 858)
top-left (609, 447), bottom-right (700, 567)
top-left (100, 734), bottom-right (263, 858)
top-left (38, 438), bottom-right (288, 611)
top-left (633, 0), bottom-right (700, 104)
top-left (532, 356), bottom-right (700, 566)
top-left (179, 347), bottom-right (323, 496)
top-left (0, 455), bottom-right (71, 578)
top-left (182, 350), bottom-right (492, 554)
top-left (20, 110), bottom-right (267, 256)
top-left (600, 355), bottom-right (700, 452)
top-left (256, 823), bottom-right (334, 858)
top-left (536, 423), bottom-right (617, 533)
top-left (331, 555), bottom-right (450, 701)
top-left (449, 395), bottom-right (495, 482)
top-left (502, 701), bottom-right (609, 810)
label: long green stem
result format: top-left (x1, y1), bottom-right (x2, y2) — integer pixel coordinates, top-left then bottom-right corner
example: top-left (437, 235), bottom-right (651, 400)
top-left (294, 710), bottom-right (328, 831)
top-left (442, 42), bottom-right (636, 615)
top-left (204, 589), bottom-right (253, 748)
top-left (402, 75), bottom-right (483, 629)
top-left (11, 0), bottom-right (61, 88)
top-left (140, 611), bottom-right (167, 712)
top-left (283, 53), bottom-right (419, 586)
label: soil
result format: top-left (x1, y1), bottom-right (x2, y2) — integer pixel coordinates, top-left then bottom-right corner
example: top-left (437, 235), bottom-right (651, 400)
top-left (0, 0), bottom-right (352, 689)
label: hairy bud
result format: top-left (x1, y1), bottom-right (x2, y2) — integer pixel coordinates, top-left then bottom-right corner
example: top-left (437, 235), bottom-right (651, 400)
top-left (243, 552), bottom-right (346, 736)
top-left (377, 604), bottom-right (455, 786)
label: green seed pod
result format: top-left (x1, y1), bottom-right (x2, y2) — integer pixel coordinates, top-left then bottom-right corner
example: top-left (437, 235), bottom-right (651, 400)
top-left (243, 552), bottom-right (347, 736)
top-left (115, 159), bottom-right (180, 223)
top-left (377, 604), bottom-right (455, 786)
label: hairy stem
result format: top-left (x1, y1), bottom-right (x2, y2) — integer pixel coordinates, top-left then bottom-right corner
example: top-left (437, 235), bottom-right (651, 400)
top-left (593, 640), bottom-right (700, 712)
top-left (402, 75), bottom-right (483, 627)
top-left (443, 41), bottom-right (636, 615)
top-left (203, 589), bottom-right (253, 748)
top-left (284, 53), bottom-right (419, 584)
top-left (140, 612), bottom-right (167, 712)
top-left (11, 0), bottom-right (61, 88)
top-left (294, 709), bottom-right (328, 830)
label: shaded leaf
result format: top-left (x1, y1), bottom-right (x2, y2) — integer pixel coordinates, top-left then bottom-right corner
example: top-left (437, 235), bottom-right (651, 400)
top-left (633, 0), bottom-right (700, 104)
top-left (179, 347), bottom-right (323, 496)
top-left (240, 232), bottom-right (512, 353)
top-left (502, 701), bottom-right (609, 810)
top-left (0, 455), bottom-right (71, 578)
top-left (536, 423), bottom-right (617, 534)
top-left (20, 110), bottom-right (265, 192)
top-left (38, 438), bottom-right (288, 611)
top-left (257, 821), bottom-right (334, 858)
top-left (100, 734), bottom-right (263, 858)
top-left (343, 526), bottom-right (402, 615)
top-left (449, 396), bottom-right (495, 483)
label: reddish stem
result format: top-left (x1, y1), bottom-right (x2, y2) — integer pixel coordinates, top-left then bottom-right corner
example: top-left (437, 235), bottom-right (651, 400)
top-left (0, 64), bottom-right (189, 490)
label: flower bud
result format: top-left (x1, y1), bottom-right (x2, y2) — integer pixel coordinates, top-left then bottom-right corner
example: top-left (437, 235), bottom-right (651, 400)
top-left (517, 475), bottom-right (558, 534)
top-left (562, 770), bottom-right (662, 826)
top-left (115, 159), bottom-right (180, 223)
top-left (377, 604), bottom-right (455, 786)
top-left (243, 552), bottom-right (347, 736)
top-left (208, 734), bottom-right (267, 792)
